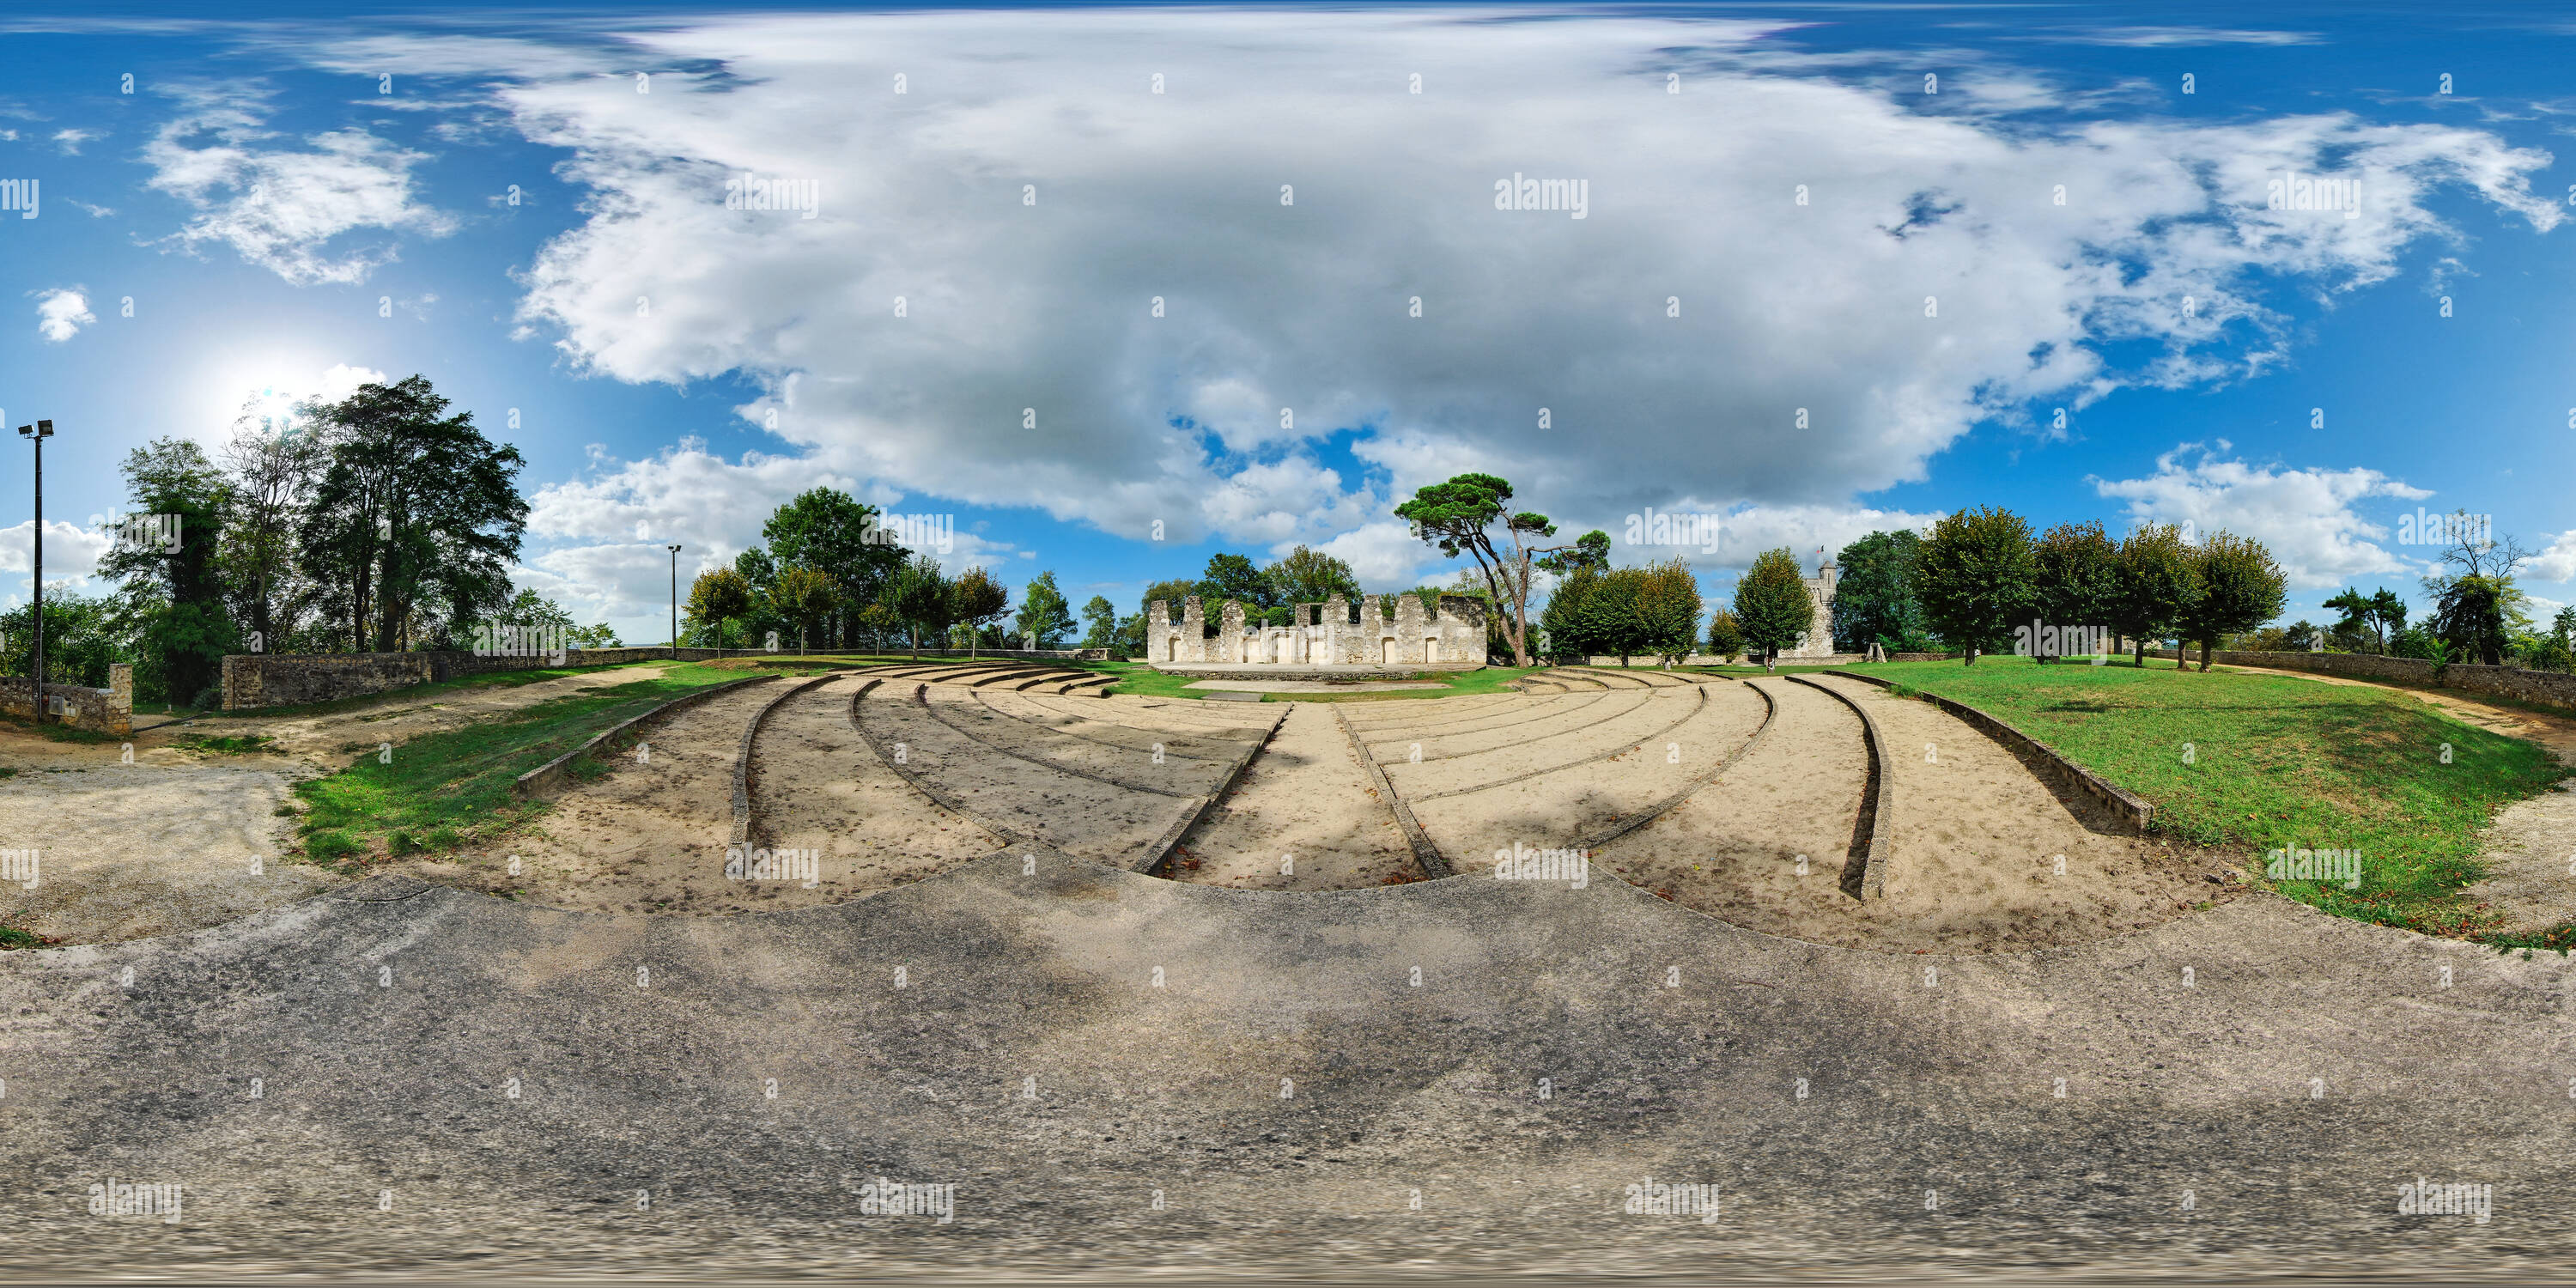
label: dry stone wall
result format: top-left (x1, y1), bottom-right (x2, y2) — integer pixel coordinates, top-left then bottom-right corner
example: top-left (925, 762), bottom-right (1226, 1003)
top-left (0, 665), bottom-right (133, 735)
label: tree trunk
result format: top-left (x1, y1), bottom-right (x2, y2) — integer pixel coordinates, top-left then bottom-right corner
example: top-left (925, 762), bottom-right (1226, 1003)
top-left (2135, 638), bottom-right (2148, 667)
top-left (2199, 640), bottom-right (2213, 672)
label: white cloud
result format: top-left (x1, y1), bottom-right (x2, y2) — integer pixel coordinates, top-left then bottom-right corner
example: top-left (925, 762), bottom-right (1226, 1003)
top-left (32, 287), bottom-right (93, 342)
top-left (0, 519), bottom-right (112, 600)
top-left (2091, 446), bottom-right (2433, 586)
top-left (143, 87), bottom-right (455, 285)
top-left (2528, 530), bottom-right (2576, 583)
top-left (426, 9), bottom-right (2560, 558)
top-left (2026, 27), bottom-right (2320, 47)
top-left (51, 126), bottom-right (94, 154)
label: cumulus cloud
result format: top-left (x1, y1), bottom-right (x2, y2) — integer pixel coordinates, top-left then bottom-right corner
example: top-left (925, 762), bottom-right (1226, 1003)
top-left (421, 10), bottom-right (2555, 551)
top-left (238, 11), bottom-right (2566, 603)
top-left (0, 519), bottom-right (112, 601)
top-left (32, 287), bottom-right (93, 341)
top-left (143, 86), bottom-right (455, 284)
top-left (2090, 445), bottom-right (2433, 586)
top-left (2528, 530), bottom-right (2576, 584)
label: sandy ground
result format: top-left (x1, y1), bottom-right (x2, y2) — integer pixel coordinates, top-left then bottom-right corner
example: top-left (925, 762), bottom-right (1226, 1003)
top-left (1596, 677), bottom-right (2228, 953)
top-left (0, 762), bottom-right (328, 945)
top-left (412, 680), bottom-right (782, 913)
top-left (854, 683), bottom-right (1226, 866)
top-left (1170, 702), bottom-right (1417, 888)
top-left (0, 664), bottom-right (676, 945)
top-left (2221, 660), bottom-right (2576, 934)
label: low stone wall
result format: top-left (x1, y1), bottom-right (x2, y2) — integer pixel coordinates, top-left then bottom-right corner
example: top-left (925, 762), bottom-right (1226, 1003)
top-left (1837, 670), bottom-right (2154, 834)
top-left (0, 665), bottom-right (134, 735)
top-left (224, 648), bottom-right (675, 711)
top-left (2212, 650), bottom-right (2576, 715)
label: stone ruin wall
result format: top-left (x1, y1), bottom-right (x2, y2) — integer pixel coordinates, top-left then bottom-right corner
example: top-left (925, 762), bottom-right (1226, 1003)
top-left (1148, 593), bottom-right (1486, 666)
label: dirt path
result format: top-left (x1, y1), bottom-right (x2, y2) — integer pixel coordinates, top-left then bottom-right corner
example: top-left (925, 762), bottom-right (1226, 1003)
top-left (2221, 661), bottom-right (2576, 934)
top-left (418, 680), bottom-right (779, 914)
top-left (0, 762), bottom-right (328, 945)
top-left (1170, 702), bottom-right (1415, 889)
top-left (221, 663), bottom-right (676, 768)
top-left (751, 676), bottom-right (1007, 899)
top-left (0, 664), bottom-right (677, 945)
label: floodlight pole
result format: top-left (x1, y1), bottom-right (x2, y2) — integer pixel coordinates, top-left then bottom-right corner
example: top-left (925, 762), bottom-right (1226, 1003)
top-left (666, 544), bottom-right (682, 653)
top-left (15, 420), bottom-right (51, 725)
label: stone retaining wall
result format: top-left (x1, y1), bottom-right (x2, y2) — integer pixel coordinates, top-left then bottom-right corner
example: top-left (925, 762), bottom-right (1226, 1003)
top-left (2212, 650), bottom-right (2576, 715)
top-left (1838, 671), bottom-right (2154, 835)
top-left (0, 665), bottom-right (134, 735)
top-left (224, 648), bottom-right (671, 710)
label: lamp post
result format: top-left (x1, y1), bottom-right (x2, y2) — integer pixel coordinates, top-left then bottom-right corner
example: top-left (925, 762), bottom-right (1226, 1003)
top-left (666, 544), bottom-right (683, 653)
top-left (15, 419), bottom-right (52, 725)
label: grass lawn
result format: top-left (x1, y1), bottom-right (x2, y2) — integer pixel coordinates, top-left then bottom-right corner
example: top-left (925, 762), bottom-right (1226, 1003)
top-left (289, 659), bottom-right (840, 870)
top-left (1856, 655), bottom-right (2567, 940)
top-left (1076, 659), bottom-right (1544, 702)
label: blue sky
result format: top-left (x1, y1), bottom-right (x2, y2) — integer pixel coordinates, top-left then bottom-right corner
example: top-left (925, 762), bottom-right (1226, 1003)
top-left (3, 2), bottom-right (2573, 644)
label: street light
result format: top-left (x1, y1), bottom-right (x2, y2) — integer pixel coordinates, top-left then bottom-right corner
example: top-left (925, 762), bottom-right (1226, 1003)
top-left (15, 419), bottom-right (52, 725)
top-left (666, 544), bottom-right (685, 649)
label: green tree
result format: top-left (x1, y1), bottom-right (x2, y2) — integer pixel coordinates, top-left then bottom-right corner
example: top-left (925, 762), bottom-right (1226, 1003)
top-left (1917, 507), bottom-right (2038, 665)
top-left (99, 436), bottom-right (235, 705)
top-left (1539, 564), bottom-right (1601, 660)
top-left (685, 567), bottom-right (755, 653)
top-left (1016, 570), bottom-right (1077, 647)
top-left (2111, 522), bottom-right (2201, 667)
top-left (1536, 529), bottom-right (1611, 576)
top-left (0, 593), bottom-right (125, 690)
top-left (1832, 530), bottom-right (1924, 653)
top-left (2419, 517), bottom-right (2534, 666)
top-left (2180, 532), bottom-right (2287, 671)
top-left (762, 489), bottom-right (911, 648)
top-left (771, 564), bottom-right (841, 653)
top-left (1732, 548), bottom-right (1814, 669)
top-left (1079, 595), bottom-right (1117, 650)
top-left (2030, 520), bottom-right (2119, 661)
top-left (1394, 472), bottom-right (1583, 666)
top-left (1195, 553), bottom-right (1275, 613)
top-left (1265, 544), bottom-right (1364, 608)
top-left (1704, 608), bottom-right (1744, 659)
top-left (1636, 558), bottom-right (1704, 666)
top-left (299, 375), bottom-right (527, 653)
top-left (950, 567), bottom-right (1010, 658)
top-left (890, 556), bottom-right (953, 659)
top-left (217, 404), bottom-right (327, 657)
top-left (1578, 567), bottom-right (1649, 665)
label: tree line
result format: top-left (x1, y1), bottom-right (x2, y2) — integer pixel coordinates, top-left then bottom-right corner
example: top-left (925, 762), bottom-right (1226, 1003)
top-left (3, 375), bottom-right (557, 707)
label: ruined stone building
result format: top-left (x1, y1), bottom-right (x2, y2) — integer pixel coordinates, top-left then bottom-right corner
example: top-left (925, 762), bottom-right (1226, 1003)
top-left (1146, 593), bottom-right (1486, 667)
